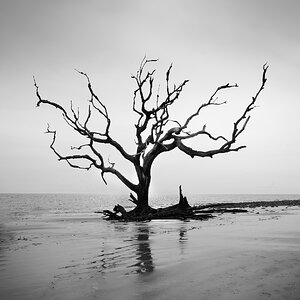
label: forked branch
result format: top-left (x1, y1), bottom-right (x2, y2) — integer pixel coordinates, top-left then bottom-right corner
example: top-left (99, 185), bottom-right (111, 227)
top-left (34, 74), bottom-right (137, 191)
top-left (172, 64), bottom-right (268, 158)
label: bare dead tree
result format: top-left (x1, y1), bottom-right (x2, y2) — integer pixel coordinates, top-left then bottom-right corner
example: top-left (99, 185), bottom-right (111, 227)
top-left (34, 58), bottom-right (268, 218)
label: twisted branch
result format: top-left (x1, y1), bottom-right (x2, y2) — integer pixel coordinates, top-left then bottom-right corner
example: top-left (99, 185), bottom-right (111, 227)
top-left (35, 59), bottom-right (268, 201)
top-left (173, 64), bottom-right (269, 158)
top-left (34, 74), bottom-right (137, 191)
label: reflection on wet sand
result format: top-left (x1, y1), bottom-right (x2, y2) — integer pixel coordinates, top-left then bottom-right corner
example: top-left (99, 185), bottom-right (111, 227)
top-left (82, 222), bottom-right (155, 276)
top-left (0, 219), bottom-right (195, 299)
top-left (178, 222), bottom-right (188, 256)
top-left (132, 223), bottom-right (154, 274)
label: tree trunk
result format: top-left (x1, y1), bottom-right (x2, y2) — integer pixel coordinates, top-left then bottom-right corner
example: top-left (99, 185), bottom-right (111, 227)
top-left (135, 174), bottom-right (151, 212)
top-left (132, 161), bottom-right (153, 213)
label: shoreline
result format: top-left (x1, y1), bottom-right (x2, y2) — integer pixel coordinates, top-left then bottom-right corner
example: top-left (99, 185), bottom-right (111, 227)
top-left (0, 200), bottom-right (299, 299)
top-left (196, 199), bottom-right (300, 209)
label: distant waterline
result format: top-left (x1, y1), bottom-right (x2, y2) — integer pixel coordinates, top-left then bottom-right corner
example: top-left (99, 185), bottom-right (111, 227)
top-left (1, 193), bottom-right (300, 224)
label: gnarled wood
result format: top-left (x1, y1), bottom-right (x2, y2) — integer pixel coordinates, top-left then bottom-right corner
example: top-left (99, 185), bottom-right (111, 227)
top-left (35, 58), bottom-right (268, 218)
top-left (102, 186), bottom-right (213, 221)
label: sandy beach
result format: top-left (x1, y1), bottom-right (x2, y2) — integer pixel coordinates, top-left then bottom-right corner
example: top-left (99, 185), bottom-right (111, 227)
top-left (1, 204), bottom-right (300, 300)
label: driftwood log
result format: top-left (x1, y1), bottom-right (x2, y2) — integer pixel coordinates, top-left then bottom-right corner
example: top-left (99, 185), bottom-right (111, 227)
top-left (101, 186), bottom-right (249, 221)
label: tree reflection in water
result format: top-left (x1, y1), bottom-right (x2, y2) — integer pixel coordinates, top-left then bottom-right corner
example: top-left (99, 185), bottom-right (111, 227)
top-left (133, 223), bottom-right (154, 274)
top-left (179, 222), bottom-right (188, 256)
top-left (179, 225), bottom-right (187, 242)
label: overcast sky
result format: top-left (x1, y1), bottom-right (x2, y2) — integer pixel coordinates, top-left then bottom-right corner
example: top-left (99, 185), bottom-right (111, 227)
top-left (0, 0), bottom-right (299, 195)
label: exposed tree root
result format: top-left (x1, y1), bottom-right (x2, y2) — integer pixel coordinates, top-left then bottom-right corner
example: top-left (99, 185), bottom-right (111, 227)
top-left (101, 186), bottom-right (247, 221)
top-left (101, 190), bottom-right (300, 222)
top-left (102, 204), bottom-right (213, 221)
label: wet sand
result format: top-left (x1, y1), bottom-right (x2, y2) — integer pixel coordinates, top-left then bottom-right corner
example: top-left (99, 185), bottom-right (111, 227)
top-left (1, 205), bottom-right (300, 299)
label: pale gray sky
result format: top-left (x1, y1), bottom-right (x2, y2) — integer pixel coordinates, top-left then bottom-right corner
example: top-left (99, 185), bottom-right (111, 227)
top-left (0, 0), bottom-right (299, 195)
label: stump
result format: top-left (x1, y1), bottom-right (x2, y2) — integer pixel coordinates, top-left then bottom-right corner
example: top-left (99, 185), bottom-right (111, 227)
top-left (102, 185), bottom-right (213, 221)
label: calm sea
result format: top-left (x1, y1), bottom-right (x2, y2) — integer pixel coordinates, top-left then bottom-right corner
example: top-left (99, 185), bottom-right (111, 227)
top-left (1, 193), bottom-right (300, 224)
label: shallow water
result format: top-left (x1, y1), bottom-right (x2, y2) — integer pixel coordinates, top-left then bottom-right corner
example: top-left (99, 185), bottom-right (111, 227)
top-left (0, 194), bottom-right (300, 299)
